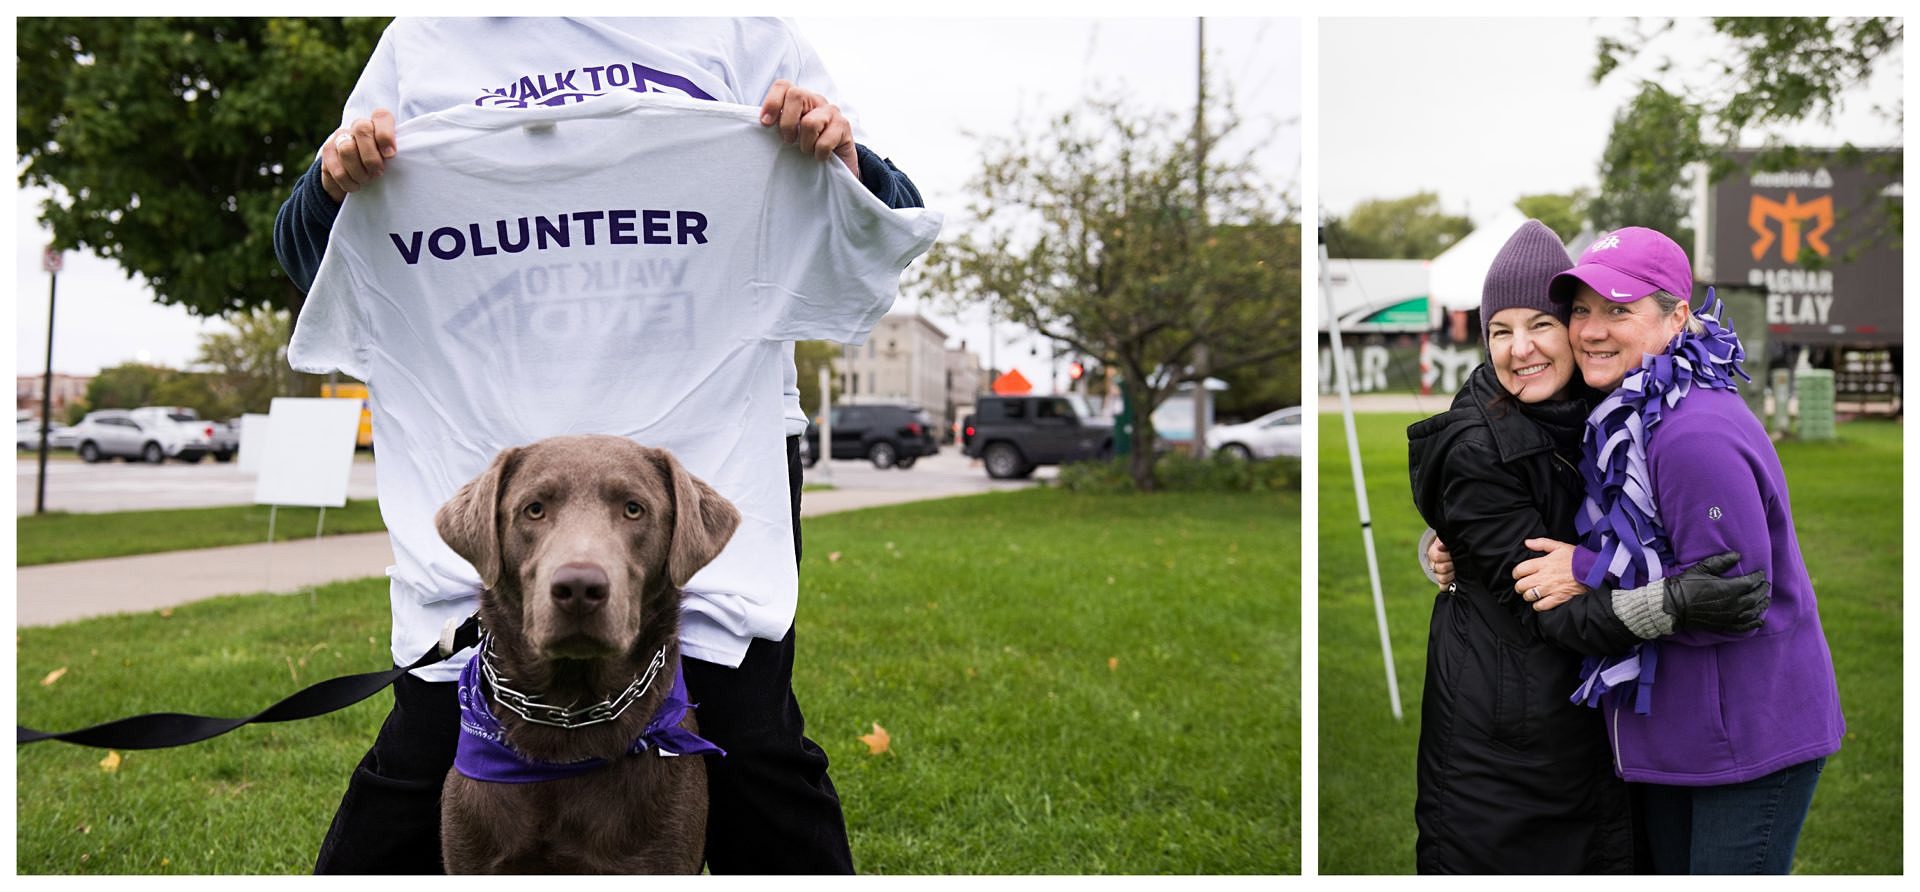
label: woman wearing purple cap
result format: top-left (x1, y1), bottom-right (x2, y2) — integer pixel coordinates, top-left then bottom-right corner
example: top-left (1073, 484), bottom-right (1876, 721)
top-left (1404, 221), bottom-right (1771, 874)
top-left (1507, 225), bottom-right (1847, 874)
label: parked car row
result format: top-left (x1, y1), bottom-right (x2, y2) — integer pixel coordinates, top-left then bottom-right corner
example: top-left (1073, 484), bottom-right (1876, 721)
top-left (791, 396), bottom-right (1298, 478)
top-left (19, 409), bottom-right (246, 464)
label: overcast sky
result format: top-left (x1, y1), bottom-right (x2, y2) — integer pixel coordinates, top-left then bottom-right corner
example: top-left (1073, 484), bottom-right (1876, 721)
top-left (12, 16), bottom-right (1302, 393)
top-left (1320, 17), bottom-right (1905, 224)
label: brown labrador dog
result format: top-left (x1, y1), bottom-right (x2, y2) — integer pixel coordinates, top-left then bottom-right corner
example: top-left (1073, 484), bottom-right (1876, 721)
top-left (433, 435), bottom-right (739, 873)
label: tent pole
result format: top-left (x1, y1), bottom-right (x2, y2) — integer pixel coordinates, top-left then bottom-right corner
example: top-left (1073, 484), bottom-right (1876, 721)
top-left (1321, 230), bottom-right (1403, 720)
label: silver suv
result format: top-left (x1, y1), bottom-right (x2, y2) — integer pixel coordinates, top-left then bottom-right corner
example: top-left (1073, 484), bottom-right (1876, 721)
top-left (71, 407), bottom-right (214, 464)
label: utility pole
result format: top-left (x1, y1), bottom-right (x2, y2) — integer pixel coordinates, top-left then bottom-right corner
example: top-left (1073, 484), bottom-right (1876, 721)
top-left (1191, 17), bottom-right (1212, 458)
top-left (35, 246), bottom-right (63, 515)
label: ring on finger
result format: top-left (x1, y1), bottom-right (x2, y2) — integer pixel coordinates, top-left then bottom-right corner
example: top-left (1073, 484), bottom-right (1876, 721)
top-left (334, 132), bottom-right (355, 151)
top-left (1528, 586), bottom-right (1541, 602)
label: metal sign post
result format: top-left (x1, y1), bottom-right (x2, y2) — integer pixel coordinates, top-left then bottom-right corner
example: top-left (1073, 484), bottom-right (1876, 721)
top-left (35, 247), bottom-right (64, 515)
top-left (817, 366), bottom-right (833, 485)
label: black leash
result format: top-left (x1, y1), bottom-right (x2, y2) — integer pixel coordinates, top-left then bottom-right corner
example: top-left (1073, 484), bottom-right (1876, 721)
top-left (17, 615), bottom-right (482, 750)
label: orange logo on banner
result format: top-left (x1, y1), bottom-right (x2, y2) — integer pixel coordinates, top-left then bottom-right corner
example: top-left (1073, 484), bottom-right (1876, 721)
top-left (1748, 192), bottom-right (1834, 263)
top-left (992, 369), bottom-right (1032, 395)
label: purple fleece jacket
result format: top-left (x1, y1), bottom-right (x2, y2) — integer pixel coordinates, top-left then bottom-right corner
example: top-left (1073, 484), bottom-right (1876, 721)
top-left (1572, 388), bottom-right (1844, 785)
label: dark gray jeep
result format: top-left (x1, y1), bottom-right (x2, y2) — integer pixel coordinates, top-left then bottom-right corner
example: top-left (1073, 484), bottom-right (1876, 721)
top-left (961, 395), bottom-right (1112, 479)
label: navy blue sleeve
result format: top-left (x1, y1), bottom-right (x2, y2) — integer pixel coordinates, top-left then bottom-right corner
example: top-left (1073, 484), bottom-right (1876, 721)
top-left (855, 143), bottom-right (924, 210)
top-left (273, 157), bottom-right (342, 294)
top-left (274, 144), bottom-right (924, 294)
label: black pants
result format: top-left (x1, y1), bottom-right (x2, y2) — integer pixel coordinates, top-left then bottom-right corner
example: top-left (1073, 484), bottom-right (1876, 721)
top-left (314, 435), bottom-right (851, 874)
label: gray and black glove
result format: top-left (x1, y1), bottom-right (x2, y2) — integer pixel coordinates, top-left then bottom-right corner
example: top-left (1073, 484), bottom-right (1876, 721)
top-left (1611, 551), bottom-right (1770, 638)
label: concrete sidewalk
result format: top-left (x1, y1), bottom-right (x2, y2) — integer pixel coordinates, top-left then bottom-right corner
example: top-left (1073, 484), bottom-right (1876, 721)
top-left (16, 487), bottom-right (981, 628)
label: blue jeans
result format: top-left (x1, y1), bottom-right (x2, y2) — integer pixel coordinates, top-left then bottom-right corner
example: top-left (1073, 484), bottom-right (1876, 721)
top-left (1638, 757), bottom-right (1826, 874)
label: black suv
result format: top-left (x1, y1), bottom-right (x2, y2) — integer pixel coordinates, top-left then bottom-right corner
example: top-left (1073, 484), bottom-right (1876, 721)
top-left (803, 404), bottom-right (940, 469)
top-left (961, 395), bottom-right (1112, 479)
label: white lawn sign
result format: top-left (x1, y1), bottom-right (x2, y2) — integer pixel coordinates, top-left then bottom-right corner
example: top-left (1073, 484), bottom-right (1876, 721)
top-left (253, 398), bottom-right (363, 600)
top-left (255, 398), bottom-right (362, 507)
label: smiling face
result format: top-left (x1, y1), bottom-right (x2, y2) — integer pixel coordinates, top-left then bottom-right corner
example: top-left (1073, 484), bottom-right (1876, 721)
top-left (1487, 307), bottom-right (1575, 403)
top-left (1567, 284), bottom-right (1689, 391)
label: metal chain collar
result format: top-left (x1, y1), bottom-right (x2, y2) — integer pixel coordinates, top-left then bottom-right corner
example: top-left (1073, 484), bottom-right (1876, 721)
top-left (479, 634), bottom-right (668, 729)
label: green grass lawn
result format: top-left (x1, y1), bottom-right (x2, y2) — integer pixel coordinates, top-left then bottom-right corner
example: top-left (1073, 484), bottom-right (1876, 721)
top-left (17, 487), bottom-right (1298, 874)
top-left (16, 501), bottom-right (388, 566)
top-left (1317, 412), bottom-right (1902, 874)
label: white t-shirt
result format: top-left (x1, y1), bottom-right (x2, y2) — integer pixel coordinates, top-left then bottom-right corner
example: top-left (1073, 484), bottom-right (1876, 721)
top-left (291, 90), bottom-right (941, 678)
top-left (337, 17), bottom-right (865, 437)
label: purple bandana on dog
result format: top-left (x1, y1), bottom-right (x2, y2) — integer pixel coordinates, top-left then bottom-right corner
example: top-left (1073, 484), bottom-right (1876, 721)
top-left (454, 646), bottom-right (724, 784)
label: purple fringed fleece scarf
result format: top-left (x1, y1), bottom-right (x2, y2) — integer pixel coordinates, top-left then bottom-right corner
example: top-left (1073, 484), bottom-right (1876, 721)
top-left (1571, 289), bottom-right (1750, 715)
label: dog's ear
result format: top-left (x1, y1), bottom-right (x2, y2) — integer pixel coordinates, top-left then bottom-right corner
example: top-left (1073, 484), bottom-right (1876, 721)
top-left (653, 449), bottom-right (741, 589)
top-left (435, 446), bottom-right (520, 589)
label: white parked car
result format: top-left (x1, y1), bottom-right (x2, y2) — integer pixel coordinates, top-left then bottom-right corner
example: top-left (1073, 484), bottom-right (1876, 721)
top-left (70, 407), bottom-right (215, 464)
top-left (16, 419), bottom-right (72, 451)
top-left (1206, 406), bottom-right (1302, 460)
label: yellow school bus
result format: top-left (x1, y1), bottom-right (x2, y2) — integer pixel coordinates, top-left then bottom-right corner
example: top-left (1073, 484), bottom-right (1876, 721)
top-left (320, 383), bottom-right (374, 448)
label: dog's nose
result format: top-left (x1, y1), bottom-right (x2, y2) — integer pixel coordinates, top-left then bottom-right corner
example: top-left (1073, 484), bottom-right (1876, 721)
top-left (550, 562), bottom-right (610, 614)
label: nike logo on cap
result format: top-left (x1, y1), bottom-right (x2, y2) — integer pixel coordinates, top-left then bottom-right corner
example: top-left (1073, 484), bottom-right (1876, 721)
top-left (1610, 289), bottom-right (1633, 298)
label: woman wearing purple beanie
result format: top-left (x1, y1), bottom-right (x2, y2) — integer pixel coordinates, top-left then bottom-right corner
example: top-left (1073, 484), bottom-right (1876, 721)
top-left (1405, 220), bottom-right (1771, 874)
top-left (1505, 225), bottom-right (1846, 874)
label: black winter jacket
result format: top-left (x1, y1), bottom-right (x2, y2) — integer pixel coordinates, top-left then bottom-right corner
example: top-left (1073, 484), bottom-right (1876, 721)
top-left (1403, 363), bottom-right (1635, 874)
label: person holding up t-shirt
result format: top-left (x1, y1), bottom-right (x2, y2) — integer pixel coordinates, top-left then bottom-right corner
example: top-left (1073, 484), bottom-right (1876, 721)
top-left (272, 17), bottom-right (932, 875)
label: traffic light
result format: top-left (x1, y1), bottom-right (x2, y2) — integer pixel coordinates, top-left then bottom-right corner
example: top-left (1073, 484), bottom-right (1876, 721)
top-left (1068, 360), bottom-right (1084, 381)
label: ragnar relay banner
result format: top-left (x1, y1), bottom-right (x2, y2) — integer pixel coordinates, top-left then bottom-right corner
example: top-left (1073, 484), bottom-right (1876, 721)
top-left (1700, 148), bottom-right (1903, 345)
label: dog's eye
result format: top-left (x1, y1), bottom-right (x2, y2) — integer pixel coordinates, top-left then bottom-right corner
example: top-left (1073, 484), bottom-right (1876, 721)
top-left (525, 501), bottom-right (544, 520)
top-left (625, 500), bottom-right (644, 519)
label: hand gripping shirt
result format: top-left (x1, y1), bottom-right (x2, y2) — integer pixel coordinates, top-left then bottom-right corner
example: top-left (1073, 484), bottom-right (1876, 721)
top-left (290, 90), bottom-right (942, 679)
top-left (333, 16), bottom-right (874, 437)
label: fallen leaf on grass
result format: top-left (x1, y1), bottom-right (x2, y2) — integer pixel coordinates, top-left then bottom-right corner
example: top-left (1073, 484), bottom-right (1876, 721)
top-left (41, 667), bottom-right (67, 686)
top-left (158, 608), bottom-right (174, 618)
top-left (965, 666), bottom-right (978, 679)
top-left (828, 551), bottom-right (842, 563)
top-left (858, 723), bottom-right (891, 755)
top-left (99, 751), bottom-right (122, 773)
top-left (1108, 657), bottom-right (1120, 672)
top-left (74, 824), bottom-right (90, 835)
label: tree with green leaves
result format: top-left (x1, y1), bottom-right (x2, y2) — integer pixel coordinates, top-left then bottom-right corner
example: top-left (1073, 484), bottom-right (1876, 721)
top-left (793, 340), bottom-right (844, 421)
top-left (926, 94), bottom-right (1299, 490)
top-left (194, 306), bottom-right (324, 415)
top-left (17, 18), bottom-right (389, 318)
top-left (1324, 192), bottom-right (1472, 260)
top-left (81, 362), bottom-right (221, 419)
top-left (1590, 18), bottom-right (1902, 247)
top-left (1213, 355), bottom-right (1297, 424)
top-left (1587, 83), bottom-right (1707, 248)
top-left (1514, 190), bottom-right (1593, 243)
